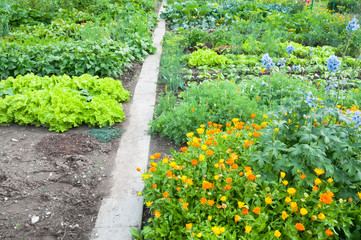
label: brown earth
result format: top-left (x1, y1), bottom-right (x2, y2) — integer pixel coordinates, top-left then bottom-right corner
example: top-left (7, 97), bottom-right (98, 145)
top-left (0, 63), bottom-right (142, 240)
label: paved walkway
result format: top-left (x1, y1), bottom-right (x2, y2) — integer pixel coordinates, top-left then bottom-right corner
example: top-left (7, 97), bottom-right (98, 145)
top-left (91, 2), bottom-right (166, 239)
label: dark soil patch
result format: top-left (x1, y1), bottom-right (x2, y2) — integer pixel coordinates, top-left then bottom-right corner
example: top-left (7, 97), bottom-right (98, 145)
top-left (0, 62), bottom-right (142, 240)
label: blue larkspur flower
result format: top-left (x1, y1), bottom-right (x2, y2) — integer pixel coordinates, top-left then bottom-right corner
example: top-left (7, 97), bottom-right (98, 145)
top-left (305, 91), bottom-right (317, 108)
top-left (346, 17), bottom-right (360, 33)
top-left (261, 53), bottom-right (275, 69)
top-left (308, 49), bottom-right (312, 56)
top-left (286, 45), bottom-right (295, 54)
top-left (327, 55), bottom-right (340, 72)
top-left (277, 58), bottom-right (286, 67)
top-left (293, 65), bottom-right (300, 72)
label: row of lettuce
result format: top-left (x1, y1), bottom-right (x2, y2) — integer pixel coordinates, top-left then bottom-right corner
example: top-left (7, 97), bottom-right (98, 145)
top-left (0, 0), bottom-right (161, 131)
top-left (137, 0), bottom-right (361, 239)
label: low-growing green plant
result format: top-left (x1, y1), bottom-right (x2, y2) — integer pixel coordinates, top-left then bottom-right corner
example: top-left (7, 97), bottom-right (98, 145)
top-left (0, 40), bottom-right (135, 79)
top-left (0, 74), bottom-right (130, 132)
top-left (149, 80), bottom-right (262, 145)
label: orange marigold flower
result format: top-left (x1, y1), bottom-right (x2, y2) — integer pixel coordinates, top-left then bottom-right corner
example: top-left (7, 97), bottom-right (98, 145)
top-left (251, 113), bottom-right (256, 118)
top-left (207, 200), bottom-right (215, 206)
top-left (200, 197), bottom-right (207, 205)
top-left (296, 223), bottom-right (305, 231)
top-left (285, 197), bottom-right (292, 203)
top-left (166, 171), bottom-right (172, 178)
top-left (176, 187), bottom-right (181, 191)
top-left (253, 207), bottom-right (261, 214)
top-left (149, 167), bottom-right (156, 172)
top-left (313, 185), bottom-right (319, 191)
top-left (232, 164), bottom-right (239, 169)
top-left (202, 181), bottom-right (213, 190)
top-left (242, 208), bottom-right (249, 215)
top-left (183, 202), bottom-right (189, 210)
top-left (239, 172), bottom-right (244, 176)
top-left (247, 174), bottom-right (256, 181)
top-left (226, 177), bottom-right (232, 183)
top-left (235, 215), bottom-right (240, 222)
top-left (191, 159), bottom-right (198, 166)
top-left (136, 168), bottom-right (141, 171)
top-left (327, 178), bottom-right (333, 183)
top-left (299, 173), bottom-right (306, 179)
top-left (181, 147), bottom-right (187, 152)
top-left (186, 223), bottom-right (192, 229)
top-left (253, 132), bottom-right (260, 138)
top-left (206, 150), bottom-right (214, 156)
top-left (225, 184), bottom-right (232, 190)
top-left (320, 192), bottom-right (333, 204)
top-left (154, 153), bottom-right (161, 159)
top-left (154, 210), bottom-right (161, 218)
top-left (325, 229), bottom-right (333, 236)
top-left (152, 184), bottom-right (157, 188)
top-left (163, 192), bottom-right (169, 198)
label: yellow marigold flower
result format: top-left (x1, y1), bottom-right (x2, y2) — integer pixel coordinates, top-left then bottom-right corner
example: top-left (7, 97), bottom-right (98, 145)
top-left (187, 132), bottom-right (194, 138)
top-left (282, 180), bottom-right (288, 185)
top-left (235, 214), bottom-right (240, 222)
top-left (318, 213), bottom-right (325, 220)
top-left (197, 233), bottom-right (202, 238)
top-left (314, 178), bottom-right (322, 185)
top-left (201, 145), bottom-right (207, 151)
top-left (138, 192), bottom-right (142, 196)
top-left (314, 168), bottom-right (325, 175)
top-left (356, 192), bottom-right (361, 199)
top-left (199, 155), bottom-right (205, 161)
top-left (238, 201), bottom-right (245, 209)
top-left (162, 157), bottom-right (168, 164)
top-left (263, 114), bottom-right (269, 119)
top-left (280, 172), bottom-right (286, 178)
top-left (208, 216), bottom-right (212, 220)
top-left (281, 211), bottom-right (289, 220)
top-left (265, 197), bottom-right (273, 204)
top-left (287, 188), bottom-right (297, 195)
top-left (245, 226), bottom-right (252, 233)
top-left (183, 202), bottom-right (189, 210)
top-left (220, 196), bottom-right (226, 201)
top-left (261, 122), bottom-right (267, 128)
top-left (274, 230), bottom-right (281, 237)
top-left (214, 175), bottom-right (219, 180)
top-left (300, 208), bottom-right (308, 215)
top-left (285, 197), bottom-right (292, 203)
top-left (275, 127), bottom-right (279, 132)
top-left (312, 215), bottom-right (317, 220)
top-left (196, 128), bottom-right (204, 134)
top-left (146, 201), bottom-right (153, 206)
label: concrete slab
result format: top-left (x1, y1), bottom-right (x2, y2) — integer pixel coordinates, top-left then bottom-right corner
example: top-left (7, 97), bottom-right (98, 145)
top-left (91, 1), bottom-right (166, 239)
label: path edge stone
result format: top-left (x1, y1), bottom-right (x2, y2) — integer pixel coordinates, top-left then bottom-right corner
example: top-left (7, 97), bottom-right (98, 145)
top-left (91, 1), bottom-right (166, 239)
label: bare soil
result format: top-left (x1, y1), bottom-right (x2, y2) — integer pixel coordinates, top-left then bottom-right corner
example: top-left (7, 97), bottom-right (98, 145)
top-left (0, 62), bottom-right (142, 240)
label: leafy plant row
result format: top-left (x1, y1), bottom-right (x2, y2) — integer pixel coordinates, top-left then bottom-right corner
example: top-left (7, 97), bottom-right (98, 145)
top-left (0, 74), bottom-right (130, 132)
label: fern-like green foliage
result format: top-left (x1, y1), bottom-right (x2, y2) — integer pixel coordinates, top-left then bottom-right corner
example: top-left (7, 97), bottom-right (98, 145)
top-left (0, 74), bottom-right (130, 132)
top-left (149, 80), bottom-right (263, 145)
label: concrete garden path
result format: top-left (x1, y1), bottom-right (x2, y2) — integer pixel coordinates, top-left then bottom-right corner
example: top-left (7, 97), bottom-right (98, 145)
top-left (91, 1), bottom-right (166, 239)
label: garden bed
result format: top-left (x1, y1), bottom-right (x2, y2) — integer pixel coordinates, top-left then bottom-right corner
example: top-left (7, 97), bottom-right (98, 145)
top-left (0, 63), bottom-right (142, 240)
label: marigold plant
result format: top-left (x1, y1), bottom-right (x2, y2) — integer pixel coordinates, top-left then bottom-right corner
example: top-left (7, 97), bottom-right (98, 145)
top-left (139, 121), bottom-right (360, 239)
